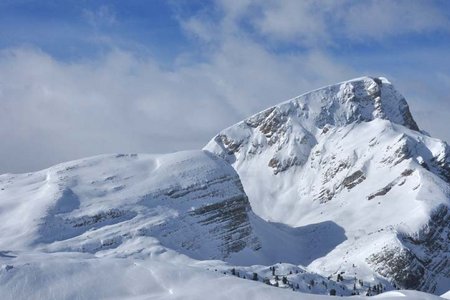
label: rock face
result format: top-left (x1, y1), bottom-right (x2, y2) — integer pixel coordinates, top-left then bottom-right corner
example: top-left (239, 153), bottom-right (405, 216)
top-left (207, 77), bottom-right (419, 176)
top-left (0, 151), bottom-right (260, 260)
top-left (205, 76), bottom-right (450, 294)
top-left (374, 204), bottom-right (450, 293)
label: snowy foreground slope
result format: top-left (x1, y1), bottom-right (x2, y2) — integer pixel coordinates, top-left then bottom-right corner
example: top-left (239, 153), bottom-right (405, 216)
top-left (206, 76), bottom-right (450, 295)
top-left (1, 77), bottom-right (449, 299)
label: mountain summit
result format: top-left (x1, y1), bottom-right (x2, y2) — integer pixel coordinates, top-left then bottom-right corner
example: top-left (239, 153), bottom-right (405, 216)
top-left (206, 76), bottom-right (421, 175)
top-left (205, 76), bottom-right (450, 293)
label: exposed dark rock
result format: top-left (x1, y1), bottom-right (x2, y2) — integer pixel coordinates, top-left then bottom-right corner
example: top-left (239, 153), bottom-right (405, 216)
top-left (316, 188), bottom-right (334, 204)
top-left (70, 209), bottom-right (132, 228)
top-left (401, 169), bottom-right (414, 177)
top-left (369, 205), bottom-right (450, 293)
top-left (342, 170), bottom-right (366, 190)
top-left (399, 100), bottom-right (420, 131)
top-left (367, 169), bottom-right (414, 200)
top-left (268, 156), bottom-right (300, 175)
top-left (259, 109), bottom-right (284, 138)
top-left (245, 107), bottom-right (275, 128)
top-left (191, 195), bottom-right (261, 256)
top-left (217, 134), bottom-right (242, 155)
top-left (368, 247), bottom-right (425, 290)
top-left (430, 146), bottom-right (450, 184)
top-left (367, 183), bottom-right (395, 200)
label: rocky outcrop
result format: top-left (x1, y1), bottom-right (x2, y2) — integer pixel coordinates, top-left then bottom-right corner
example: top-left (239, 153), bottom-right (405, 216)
top-left (207, 77), bottom-right (420, 176)
top-left (369, 205), bottom-right (450, 293)
top-left (191, 195), bottom-right (261, 257)
top-left (139, 174), bottom-right (261, 260)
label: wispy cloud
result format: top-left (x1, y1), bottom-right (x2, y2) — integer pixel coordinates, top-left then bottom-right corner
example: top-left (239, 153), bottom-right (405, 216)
top-left (0, 44), bottom-right (354, 173)
top-left (83, 5), bottom-right (117, 28)
top-left (205, 0), bottom-right (450, 46)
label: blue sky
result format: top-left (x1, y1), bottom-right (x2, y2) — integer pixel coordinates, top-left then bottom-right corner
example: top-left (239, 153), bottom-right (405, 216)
top-left (1, 0), bottom-right (450, 173)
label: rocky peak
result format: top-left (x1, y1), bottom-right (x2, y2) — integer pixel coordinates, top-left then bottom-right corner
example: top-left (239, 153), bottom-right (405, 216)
top-left (206, 76), bottom-right (419, 174)
top-left (205, 76), bottom-right (450, 295)
top-left (232, 76), bottom-right (419, 133)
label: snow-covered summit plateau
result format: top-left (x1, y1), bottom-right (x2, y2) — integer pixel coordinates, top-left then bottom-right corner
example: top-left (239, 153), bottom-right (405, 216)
top-left (1, 76), bottom-right (449, 299)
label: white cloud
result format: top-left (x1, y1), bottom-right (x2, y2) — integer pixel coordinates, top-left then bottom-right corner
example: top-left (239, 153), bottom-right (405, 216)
top-left (340, 0), bottom-right (450, 40)
top-left (211, 0), bottom-right (450, 46)
top-left (83, 5), bottom-right (117, 28)
top-left (0, 43), bottom-right (354, 173)
top-left (249, 0), bottom-right (334, 45)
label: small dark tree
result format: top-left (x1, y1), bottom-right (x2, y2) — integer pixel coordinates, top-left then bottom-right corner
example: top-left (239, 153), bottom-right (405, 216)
top-left (231, 268), bottom-right (236, 276)
top-left (330, 289), bottom-right (336, 296)
top-left (252, 272), bottom-right (258, 281)
top-left (272, 266), bottom-right (275, 276)
top-left (274, 281), bottom-right (279, 287)
top-left (282, 276), bottom-right (288, 285)
top-left (275, 275), bottom-right (279, 281)
top-left (296, 283), bottom-right (300, 289)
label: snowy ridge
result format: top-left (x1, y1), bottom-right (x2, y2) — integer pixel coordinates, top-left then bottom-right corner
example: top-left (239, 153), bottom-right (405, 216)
top-left (205, 76), bottom-right (450, 294)
top-left (0, 151), bottom-right (264, 260)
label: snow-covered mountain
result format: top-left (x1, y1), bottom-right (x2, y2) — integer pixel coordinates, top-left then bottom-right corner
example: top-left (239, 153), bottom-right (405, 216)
top-left (0, 150), bottom-right (350, 298)
top-left (205, 76), bottom-right (450, 294)
top-left (0, 151), bottom-right (263, 260)
top-left (1, 76), bottom-right (449, 299)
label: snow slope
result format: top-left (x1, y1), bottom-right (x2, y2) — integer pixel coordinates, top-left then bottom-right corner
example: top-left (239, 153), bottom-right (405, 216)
top-left (0, 150), bottom-right (348, 298)
top-left (205, 76), bottom-right (450, 294)
top-left (0, 149), bottom-right (351, 267)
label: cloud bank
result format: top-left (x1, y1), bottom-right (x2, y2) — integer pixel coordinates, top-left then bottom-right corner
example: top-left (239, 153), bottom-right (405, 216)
top-left (0, 0), bottom-right (449, 173)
